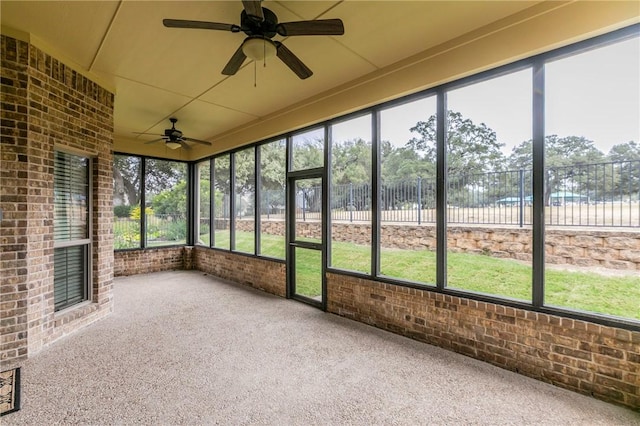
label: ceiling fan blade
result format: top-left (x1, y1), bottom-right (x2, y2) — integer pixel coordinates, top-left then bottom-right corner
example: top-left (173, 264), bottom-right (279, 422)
top-left (275, 42), bottom-right (312, 80)
top-left (144, 138), bottom-right (164, 145)
top-left (276, 19), bottom-right (344, 36)
top-left (222, 44), bottom-right (247, 75)
top-left (179, 141), bottom-right (192, 151)
top-left (183, 137), bottom-right (212, 146)
top-left (242, 0), bottom-right (264, 21)
top-left (163, 19), bottom-right (240, 32)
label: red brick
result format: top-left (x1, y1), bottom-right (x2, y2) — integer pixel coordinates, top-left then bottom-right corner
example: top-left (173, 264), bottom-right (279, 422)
top-left (1, 34), bottom-right (114, 362)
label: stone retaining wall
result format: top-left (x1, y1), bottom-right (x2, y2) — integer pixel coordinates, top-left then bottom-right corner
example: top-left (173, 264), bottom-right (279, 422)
top-left (236, 220), bottom-right (640, 270)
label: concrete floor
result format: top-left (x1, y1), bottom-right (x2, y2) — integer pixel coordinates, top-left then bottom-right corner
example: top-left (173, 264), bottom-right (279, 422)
top-left (5, 270), bottom-right (640, 425)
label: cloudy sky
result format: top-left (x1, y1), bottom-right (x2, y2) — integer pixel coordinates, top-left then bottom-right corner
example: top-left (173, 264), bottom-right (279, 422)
top-left (331, 36), bottom-right (639, 157)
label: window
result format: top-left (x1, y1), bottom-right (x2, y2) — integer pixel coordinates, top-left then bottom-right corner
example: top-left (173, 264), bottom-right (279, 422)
top-left (54, 150), bottom-right (90, 311)
top-left (445, 69), bottom-right (532, 301)
top-left (330, 114), bottom-right (372, 273)
top-left (196, 160), bottom-right (211, 246)
top-left (110, 26), bottom-right (638, 328)
top-left (544, 35), bottom-right (640, 319)
top-left (379, 96), bottom-right (437, 284)
top-left (234, 147), bottom-right (256, 253)
top-left (258, 139), bottom-right (286, 259)
top-left (113, 155), bottom-right (141, 249)
top-left (291, 127), bottom-right (324, 171)
top-left (213, 154), bottom-right (231, 249)
top-left (144, 159), bottom-right (187, 247)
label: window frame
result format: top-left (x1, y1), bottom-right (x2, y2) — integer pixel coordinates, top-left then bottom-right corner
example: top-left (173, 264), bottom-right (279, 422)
top-left (53, 149), bottom-right (92, 312)
top-left (112, 24), bottom-right (639, 330)
top-left (113, 153), bottom-right (190, 251)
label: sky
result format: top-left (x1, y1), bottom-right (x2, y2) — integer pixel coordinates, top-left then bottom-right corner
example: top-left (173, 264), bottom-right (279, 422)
top-left (331, 36), bottom-right (640, 157)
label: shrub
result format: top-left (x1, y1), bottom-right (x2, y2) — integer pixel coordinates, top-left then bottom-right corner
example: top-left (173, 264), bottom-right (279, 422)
top-left (130, 205), bottom-right (154, 220)
top-left (113, 205), bottom-right (133, 218)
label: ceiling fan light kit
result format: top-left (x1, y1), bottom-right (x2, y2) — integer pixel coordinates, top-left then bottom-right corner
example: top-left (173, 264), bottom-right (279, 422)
top-left (242, 36), bottom-right (276, 61)
top-left (162, 0), bottom-right (344, 80)
top-left (132, 118), bottom-right (212, 150)
top-left (165, 141), bottom-right (182, 150)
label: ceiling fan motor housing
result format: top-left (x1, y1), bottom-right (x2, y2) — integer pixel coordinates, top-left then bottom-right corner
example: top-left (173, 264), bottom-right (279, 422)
top-left (241, 8), bottom-right (278, 38)
top-left (164, 129), bottom-right (183, 140)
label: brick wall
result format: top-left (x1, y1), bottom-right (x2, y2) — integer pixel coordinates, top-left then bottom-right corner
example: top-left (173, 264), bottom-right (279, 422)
top-left (107, 242), bottom-right (640, 409)
top-left (193, 247), bottom-right (286, 297)
top-left (1, 35), bottom-right (114, 364)
top-left (114, 247), bottom-right (188, 276)
top-left (326, 272), bottom-right (640, 409)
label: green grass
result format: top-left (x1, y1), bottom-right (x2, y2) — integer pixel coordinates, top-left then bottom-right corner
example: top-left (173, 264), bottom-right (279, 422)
top-left (259, 234), bottom-right (286, 258)
top-left (173, 228), bottom-right (640, 320)
top-left (197, 230), bottom-right (286, 258)
top-left (294, 247), bottom-right (322, 298)
top-left (259, 232), bottom-right (640, 320)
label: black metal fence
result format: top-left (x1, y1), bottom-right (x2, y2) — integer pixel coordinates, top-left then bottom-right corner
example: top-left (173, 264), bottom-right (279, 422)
top-left (326, 160), bottom-right (639, 227)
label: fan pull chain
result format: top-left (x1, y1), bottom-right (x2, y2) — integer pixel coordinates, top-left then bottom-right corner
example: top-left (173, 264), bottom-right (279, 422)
top-left (254, 60), bottom-right (257, 87)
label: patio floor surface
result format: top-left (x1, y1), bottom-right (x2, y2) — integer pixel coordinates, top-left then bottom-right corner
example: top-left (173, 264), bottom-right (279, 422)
top-left (4, 270), bottom-right (639, 425)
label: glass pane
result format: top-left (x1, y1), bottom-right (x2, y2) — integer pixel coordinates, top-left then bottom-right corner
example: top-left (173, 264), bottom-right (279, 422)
top-left (259, 140), bottom-right (286, 259)
top-left (330, 114), bottom-right (372, 274)
top-left (291, 127), bottom-right (324, 171)
top-left (113, 155), bottom-right (141, 249)
top-left (446, 69), bottom-right (532, 302)
top-left (234, 148), bottom-right (255, 253)
top-left (145, 159), bottom-right (187, 247)
top-left (544, 36), bottom-right (640, 320)
top-left (294, 178), bottom-right (322, 244)
top-left (294, 247), bottom-right (322, 300)
top-left (379, 96), bottom-right (437, 284)
top-left (197, 160), bottom-right (211, 246)
top-left (54, 151), bottom-right (88, 241)
top-left (54, 245), bottom-right (86, 311)
top-left (213, 155), bottom-right (231, 249)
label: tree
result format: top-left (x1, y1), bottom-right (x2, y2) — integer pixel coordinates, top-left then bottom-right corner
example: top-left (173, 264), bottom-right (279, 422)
top-left (381, 141), bottom-right (432, 182)
top-left (402, 110), bottom-right (505, 208)
top-left (113, 156), bottom-right (141, 206)
top-left (508, 135), bottom-right (604, 169)
top-left (292, 136), bottom-right (323, 171)
top-left (406, 110), bottom-right (506, 178)
top-left (150, 181), bottom-right (187, 216)
top-left (259, 141), bottom-right (286, 215)
top-left (608, 141), bottom-right (640, 162)
top-left (331, 138), bottom-right (371, 185)
top-left (508, 135), bottom-right (605, 205)
top-left (113, 156), bottom-right (186, 207)
top-left (259, 140), bottom-right (286, 191)
top-left (234, 147), bottom-right (256, 193)
top-left (331, 138), bottom-right (372, 211)
top-left (608, 141), bottom-right (640, 198)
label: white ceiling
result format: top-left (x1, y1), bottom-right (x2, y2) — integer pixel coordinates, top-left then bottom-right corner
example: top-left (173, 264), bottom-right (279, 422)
top-left (1, 0), bottom-right (542, 153)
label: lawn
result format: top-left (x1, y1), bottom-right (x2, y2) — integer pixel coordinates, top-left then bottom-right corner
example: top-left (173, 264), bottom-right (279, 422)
top-left (244, 231), bottom-right (640, 320)
top-left (180, 229), bottom-right (640, 320)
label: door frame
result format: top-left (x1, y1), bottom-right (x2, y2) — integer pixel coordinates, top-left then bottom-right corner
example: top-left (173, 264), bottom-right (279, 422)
top-left (286, 167), bottom-right (327, 310)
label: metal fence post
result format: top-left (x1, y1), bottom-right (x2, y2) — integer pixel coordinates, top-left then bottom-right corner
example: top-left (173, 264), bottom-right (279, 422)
top-left (519, 169), bottom-right (524, 228)
top-left (417, 176), bottom-right (422, 225)
top-left (349, 182), bottom-right (354, 223)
